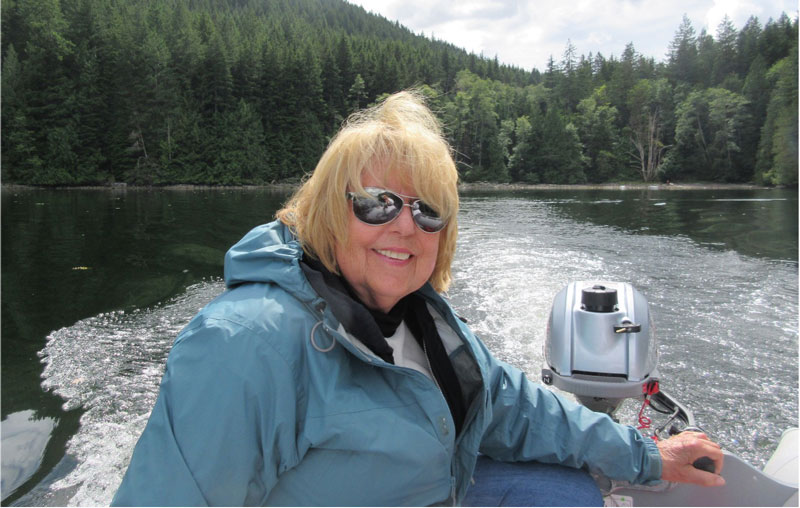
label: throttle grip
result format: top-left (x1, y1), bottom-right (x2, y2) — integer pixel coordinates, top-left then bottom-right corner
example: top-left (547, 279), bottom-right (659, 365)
top-left (692, 456), bottom-right (716, 473)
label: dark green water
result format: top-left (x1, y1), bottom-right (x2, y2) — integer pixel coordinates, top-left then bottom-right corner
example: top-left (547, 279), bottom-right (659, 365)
top-left (461, 188), bottom-right (799, 261)
top-left (1, 187), bottom-right (797, 505)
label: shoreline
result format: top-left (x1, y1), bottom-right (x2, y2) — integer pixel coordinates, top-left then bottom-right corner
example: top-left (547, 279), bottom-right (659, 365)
top-left (1, 181), bottom-right (781, 192)
top-left (456, 181), bottom-right (774, 191)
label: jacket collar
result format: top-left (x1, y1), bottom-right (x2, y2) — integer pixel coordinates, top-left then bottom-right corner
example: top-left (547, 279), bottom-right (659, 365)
top-left (299, 256), bottom-right (396, 364)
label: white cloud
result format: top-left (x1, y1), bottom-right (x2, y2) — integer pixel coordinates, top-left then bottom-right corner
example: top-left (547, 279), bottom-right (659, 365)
top-left (348, 0), bottom-right (797, 71)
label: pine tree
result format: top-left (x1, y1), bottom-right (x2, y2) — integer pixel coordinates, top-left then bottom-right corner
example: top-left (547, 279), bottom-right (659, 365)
top-left (713, 15), bottom-right (739, 86)
top-left (1, 44), bottom-right (38, 182)
top-left (348, 74), bottom-right (368, 112)
top-left (667, 14), bottom-right (699, 84)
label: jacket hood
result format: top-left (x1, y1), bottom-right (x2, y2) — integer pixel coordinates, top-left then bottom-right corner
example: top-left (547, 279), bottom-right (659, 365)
top-left (224, 221), bottom-right (316, 301)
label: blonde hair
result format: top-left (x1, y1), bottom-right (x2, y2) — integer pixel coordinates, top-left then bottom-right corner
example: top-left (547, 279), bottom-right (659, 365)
top-left (276, 90), bottom-right (460, 292)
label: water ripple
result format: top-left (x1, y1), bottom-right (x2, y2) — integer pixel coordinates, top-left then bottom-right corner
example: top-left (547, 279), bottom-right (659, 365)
top-left (29, 280), bottom-right (225, 506)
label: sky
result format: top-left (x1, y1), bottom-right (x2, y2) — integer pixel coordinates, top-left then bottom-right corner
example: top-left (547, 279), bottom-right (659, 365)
top-left (347, 0), bottom-right (798, 71)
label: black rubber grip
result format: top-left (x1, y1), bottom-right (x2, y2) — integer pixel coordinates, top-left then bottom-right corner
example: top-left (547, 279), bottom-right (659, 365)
top-left (692, 456), bottom-right (716, 473)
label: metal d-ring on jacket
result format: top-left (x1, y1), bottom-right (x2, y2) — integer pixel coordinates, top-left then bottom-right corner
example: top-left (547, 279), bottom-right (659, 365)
top-left (112, 220), bottom-right (662, 507)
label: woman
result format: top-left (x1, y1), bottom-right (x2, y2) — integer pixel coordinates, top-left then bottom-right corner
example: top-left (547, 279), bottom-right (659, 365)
top-left (112, 91), bottom-right (723, 506)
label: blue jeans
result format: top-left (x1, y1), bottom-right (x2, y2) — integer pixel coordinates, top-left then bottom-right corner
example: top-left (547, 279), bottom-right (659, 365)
top-left (462, 456), bottom-right (603, 507)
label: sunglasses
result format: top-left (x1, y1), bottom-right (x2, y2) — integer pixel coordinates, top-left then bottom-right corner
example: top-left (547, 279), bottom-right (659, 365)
top-left (346, 187), bottom-right (446, 233)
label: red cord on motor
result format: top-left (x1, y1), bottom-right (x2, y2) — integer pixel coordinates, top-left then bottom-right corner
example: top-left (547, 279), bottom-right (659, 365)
top-left (637, 381), bottom-right (660, 441)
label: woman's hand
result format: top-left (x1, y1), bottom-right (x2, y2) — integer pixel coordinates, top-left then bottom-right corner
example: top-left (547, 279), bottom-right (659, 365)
top-left (657, 431), bottom-right (726, 486)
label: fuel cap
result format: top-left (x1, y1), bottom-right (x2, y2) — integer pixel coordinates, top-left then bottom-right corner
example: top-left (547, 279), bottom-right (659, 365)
top-left (581, 285), bottom-right (618, 312)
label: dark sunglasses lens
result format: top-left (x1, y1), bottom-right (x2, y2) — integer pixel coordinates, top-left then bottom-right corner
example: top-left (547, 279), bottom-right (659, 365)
top-left (351, 190), bottom-right (402, 225)
top-left (412, 205), bottom-right (445, 232)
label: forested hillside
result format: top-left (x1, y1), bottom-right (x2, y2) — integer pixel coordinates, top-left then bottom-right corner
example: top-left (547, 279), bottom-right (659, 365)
top-left (2, 0), bottom-right (797, 186)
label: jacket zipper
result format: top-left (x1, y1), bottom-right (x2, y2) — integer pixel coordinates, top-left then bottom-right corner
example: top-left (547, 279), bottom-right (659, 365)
top-left (421, 338), bottom-right (443, 392)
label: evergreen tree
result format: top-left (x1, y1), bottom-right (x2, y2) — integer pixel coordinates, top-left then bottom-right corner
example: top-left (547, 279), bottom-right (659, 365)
top-left (712, 15), bottom-right (739, 86)
top-left (759, 14), bottom-right (797, 66)
top-left (695, 28), bottom-right (716, 88)
top-left (736, 16), bottom-right (762, 76)
top-left (9, 0), bottom-right (77, 183)
top-left (1, 44), bottom-right (38, 182)
top-left (536, 108), bottom-right (586, 184)
top-left (740, 55), bottom-right (770, 174)
top-left (347, 73), bottom-right (368, 112)
top-left (320, 44), bottom-right (345, 130)
top-left (607, 43), bottom-right (638, 125)
top-left (507, 115), bottom-right (539, 183)
top-left (667, 14), bottom-right (699, 84)
top-left (559, 40), bottom-right (581, 112)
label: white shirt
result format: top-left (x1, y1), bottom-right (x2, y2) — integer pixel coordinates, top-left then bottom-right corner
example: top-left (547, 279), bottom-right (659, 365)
top-left (339, 320), bottom-right (435, 382)
top-left (384, 321), bottom-right (434, 382)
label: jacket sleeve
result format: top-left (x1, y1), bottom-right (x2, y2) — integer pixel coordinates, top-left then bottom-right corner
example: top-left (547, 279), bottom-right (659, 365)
top-left (112, 316), bottom-right (301, 506)
top-left (477, 350), bottom-right (662, 485)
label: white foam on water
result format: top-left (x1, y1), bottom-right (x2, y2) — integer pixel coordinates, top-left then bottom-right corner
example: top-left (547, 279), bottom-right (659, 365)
top-left (32, 279), bottom-right (225, 506)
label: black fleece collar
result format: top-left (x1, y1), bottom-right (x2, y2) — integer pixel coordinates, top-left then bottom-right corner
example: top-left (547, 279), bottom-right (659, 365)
top-left (299, 255), bottom-right (466, 435)
top-left (299, 256), bottom-right (396, 364)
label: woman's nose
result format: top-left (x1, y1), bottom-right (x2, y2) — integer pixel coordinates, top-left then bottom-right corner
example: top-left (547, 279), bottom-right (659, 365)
top-left (389, 203), bottom-right (417, 234)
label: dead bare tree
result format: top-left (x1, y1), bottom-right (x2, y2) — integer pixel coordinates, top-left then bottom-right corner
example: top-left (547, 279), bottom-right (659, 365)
top-left (629, 104), bottom-right (670, 182)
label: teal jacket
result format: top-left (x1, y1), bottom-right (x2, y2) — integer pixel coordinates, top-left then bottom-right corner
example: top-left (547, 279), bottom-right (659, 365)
top-left (112, 221), bottom-right (662, 506)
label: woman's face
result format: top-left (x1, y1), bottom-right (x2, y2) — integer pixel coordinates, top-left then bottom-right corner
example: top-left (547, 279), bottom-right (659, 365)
top-left (335, 167), bottom-right (440, 313)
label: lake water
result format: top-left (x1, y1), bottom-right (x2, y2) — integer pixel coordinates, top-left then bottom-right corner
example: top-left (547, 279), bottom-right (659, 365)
top-left (2, 187), bottom-right (797, 505)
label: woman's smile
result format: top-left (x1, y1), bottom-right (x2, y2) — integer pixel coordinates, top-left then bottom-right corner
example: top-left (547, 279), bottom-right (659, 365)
top-left (374, 248), bottom-right (412, 261)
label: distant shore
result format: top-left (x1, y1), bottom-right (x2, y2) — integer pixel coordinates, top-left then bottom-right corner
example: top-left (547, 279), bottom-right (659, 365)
top-left (1, 181), bottom-right (780, 192)
top-left (455, 181), bottom-right (772, 191)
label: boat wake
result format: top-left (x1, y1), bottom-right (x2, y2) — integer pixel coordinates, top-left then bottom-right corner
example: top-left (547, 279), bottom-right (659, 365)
top-left (25, 280), bottom-right (225, 506)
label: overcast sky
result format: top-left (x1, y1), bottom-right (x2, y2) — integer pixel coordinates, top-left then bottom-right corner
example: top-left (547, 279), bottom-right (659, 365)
top-left (347, 0), bottom-right (797, 71)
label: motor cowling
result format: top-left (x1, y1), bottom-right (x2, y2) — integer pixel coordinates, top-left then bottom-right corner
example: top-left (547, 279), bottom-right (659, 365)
top-left (541, 281), bottom-right (659, 416)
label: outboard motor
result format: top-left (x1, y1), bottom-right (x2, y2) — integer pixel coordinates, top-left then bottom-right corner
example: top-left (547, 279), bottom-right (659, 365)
top-left (541, 281), bottom-right (659, 417)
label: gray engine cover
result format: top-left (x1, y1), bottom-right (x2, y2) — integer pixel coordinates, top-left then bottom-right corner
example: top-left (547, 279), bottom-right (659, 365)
top-left (542, 281), bottom-right (658, 399)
